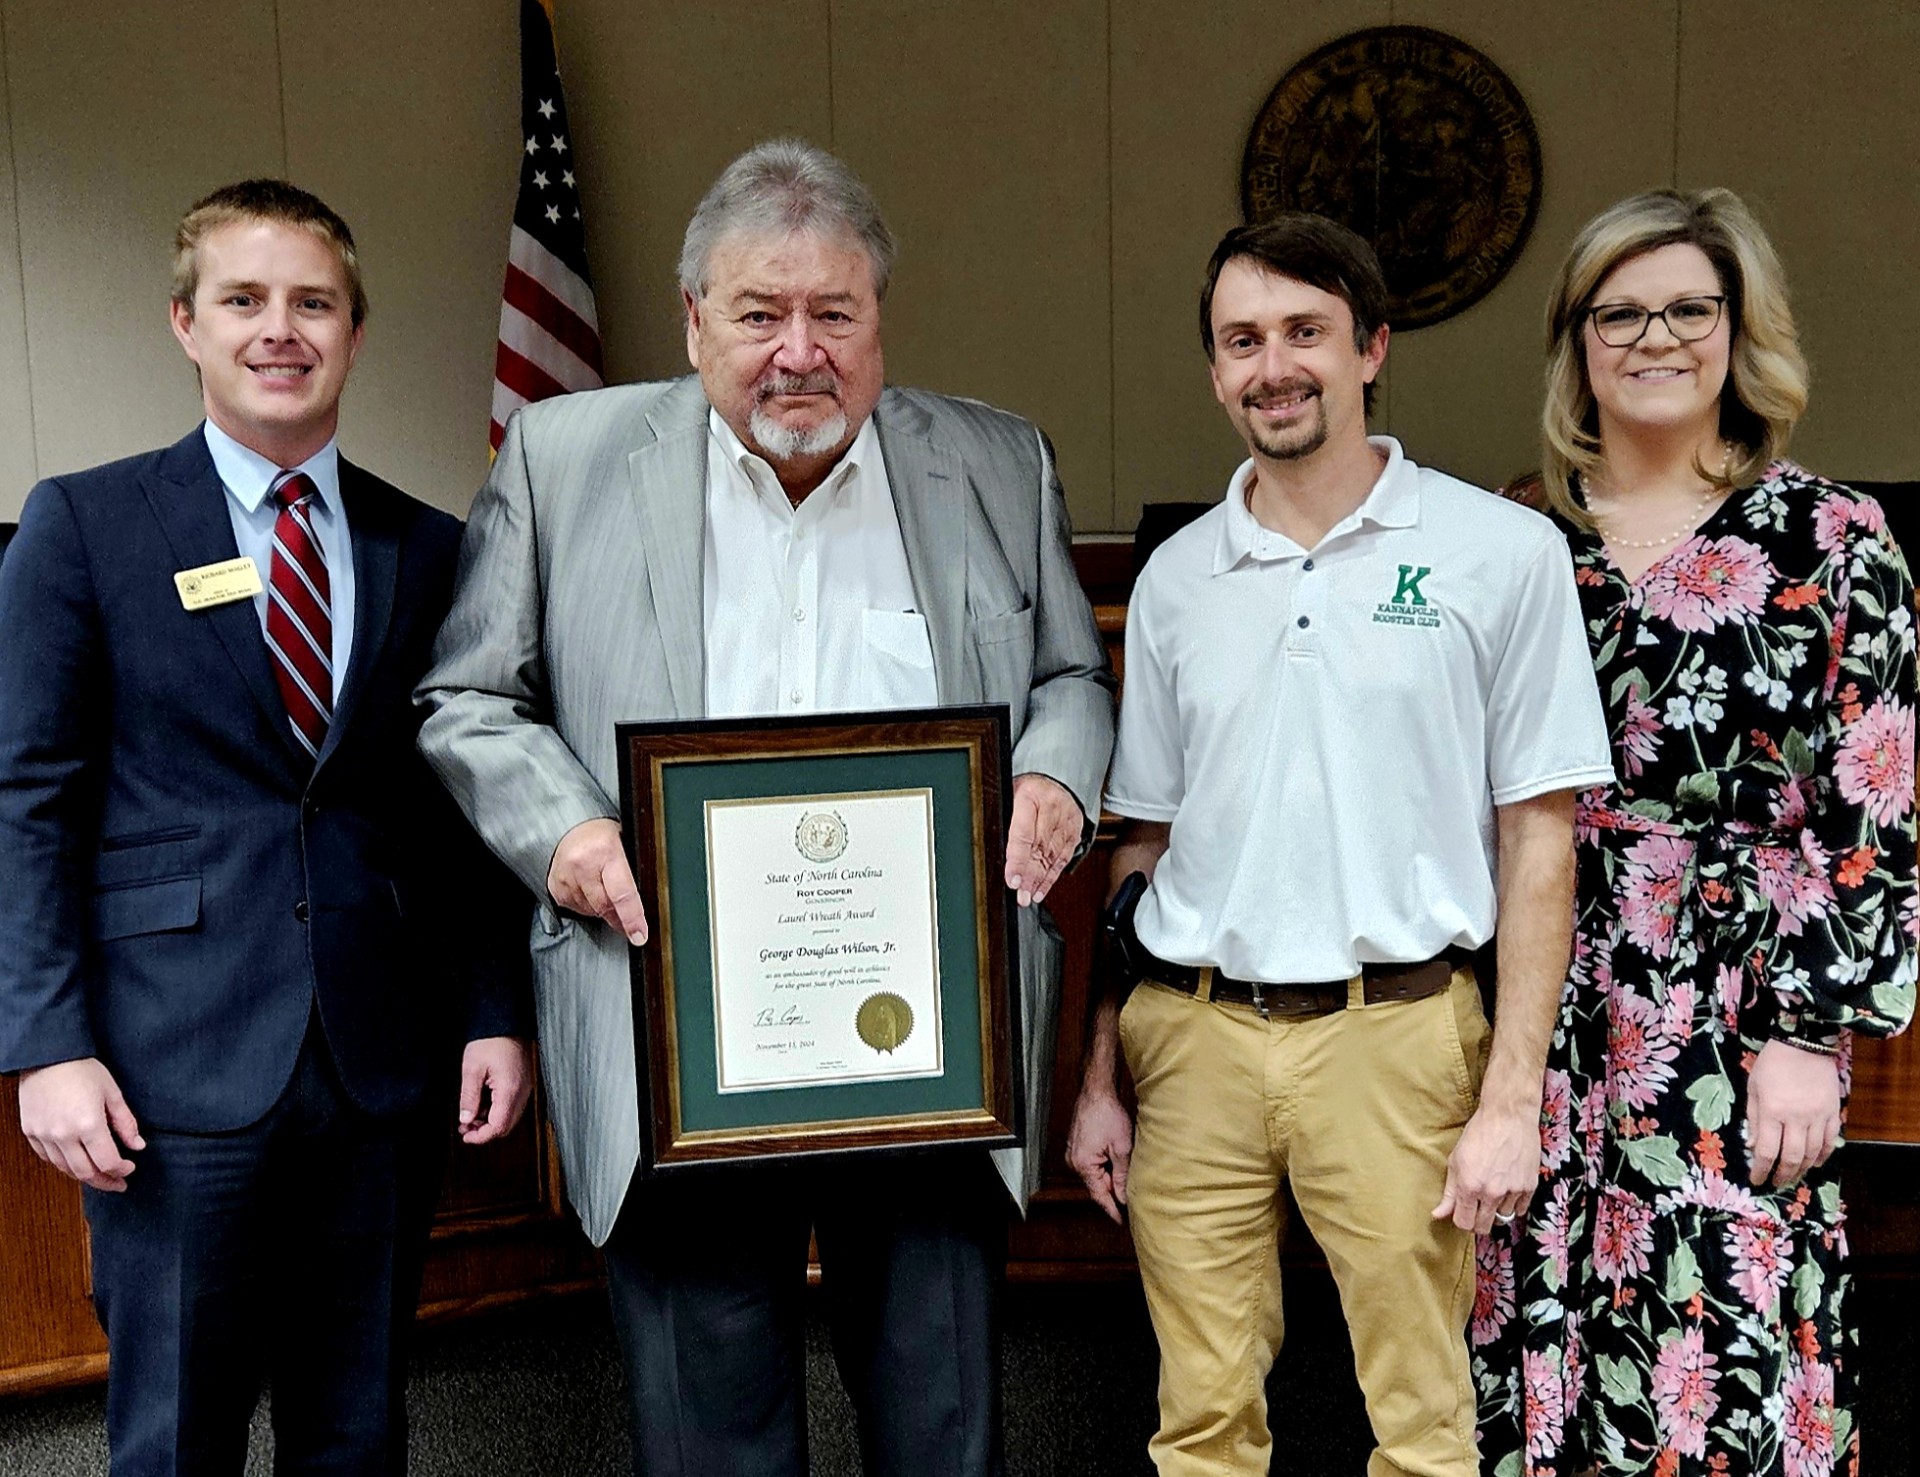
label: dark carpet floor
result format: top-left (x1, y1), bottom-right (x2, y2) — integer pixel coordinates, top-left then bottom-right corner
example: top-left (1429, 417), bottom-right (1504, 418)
top-left (1, 1267), bottom-right (1911, 1474)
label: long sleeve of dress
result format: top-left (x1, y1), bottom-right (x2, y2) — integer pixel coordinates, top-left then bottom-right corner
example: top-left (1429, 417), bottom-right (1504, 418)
top-left (1770, 500), bottom-right (1917, 1046)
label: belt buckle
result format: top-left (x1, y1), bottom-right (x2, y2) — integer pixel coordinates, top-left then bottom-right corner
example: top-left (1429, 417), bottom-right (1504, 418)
top-left (1248, 980), bottom-right (1276, 1019)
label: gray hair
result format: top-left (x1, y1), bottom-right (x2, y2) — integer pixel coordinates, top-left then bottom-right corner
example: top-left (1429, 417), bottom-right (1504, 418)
top-left (678, 138), bottom-right (899, 301)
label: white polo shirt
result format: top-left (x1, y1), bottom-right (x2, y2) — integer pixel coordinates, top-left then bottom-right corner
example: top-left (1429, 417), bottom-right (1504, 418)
top-left (1106, 437), bottom-right (1613, 982)
top-left (703, 409), bottom-right (939, 717)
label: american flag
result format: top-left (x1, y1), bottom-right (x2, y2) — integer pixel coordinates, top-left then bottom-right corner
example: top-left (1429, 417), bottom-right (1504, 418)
top-left (490, 0), bottom-right (604, 453)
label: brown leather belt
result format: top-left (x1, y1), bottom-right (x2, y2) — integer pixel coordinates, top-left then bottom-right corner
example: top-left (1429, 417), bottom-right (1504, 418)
top-left (1141, 948), bottom-right (1467, 1019)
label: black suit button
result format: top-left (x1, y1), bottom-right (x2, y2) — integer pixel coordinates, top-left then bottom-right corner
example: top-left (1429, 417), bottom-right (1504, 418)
top-left (294, 900), bottom-right (310, 923)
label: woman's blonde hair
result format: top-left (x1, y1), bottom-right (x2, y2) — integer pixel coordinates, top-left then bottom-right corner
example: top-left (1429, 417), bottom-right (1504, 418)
top-left (1540, 187), bottom-right (1808, 526)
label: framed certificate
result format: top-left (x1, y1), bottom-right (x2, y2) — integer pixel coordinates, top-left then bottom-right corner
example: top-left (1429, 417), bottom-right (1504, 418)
top-left (616, 706), bottom-right (1020, 1170)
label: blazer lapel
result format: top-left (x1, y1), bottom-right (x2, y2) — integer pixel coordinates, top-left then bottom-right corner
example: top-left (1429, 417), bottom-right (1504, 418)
top-left (629, 381), bottom-right (711, 717)
top-left (140, 428), bottom-right (304, 762)
top-left (315, 460), bottom-right (398, 768)
top-left (876, 393), bottom-right (970, 702)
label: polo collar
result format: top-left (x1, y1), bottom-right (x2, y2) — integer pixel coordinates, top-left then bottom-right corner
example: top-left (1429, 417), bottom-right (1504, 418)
top-left (1356, 436), bottom-right (1419, 529)
top-left (1212, 435), bottom-right (1419, 574)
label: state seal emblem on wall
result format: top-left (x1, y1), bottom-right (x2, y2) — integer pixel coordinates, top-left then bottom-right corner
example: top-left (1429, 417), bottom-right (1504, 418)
top-left (1241, 27), bottom-right (1542, 328)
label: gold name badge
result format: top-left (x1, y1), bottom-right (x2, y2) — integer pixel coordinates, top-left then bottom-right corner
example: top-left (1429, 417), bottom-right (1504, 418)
top-left (174, 556), bottom-right (264, 611)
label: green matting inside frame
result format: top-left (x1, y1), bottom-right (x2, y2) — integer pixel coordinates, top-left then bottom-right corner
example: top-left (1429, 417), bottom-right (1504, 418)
top-left (658, 747), bottom-right (988, 1133)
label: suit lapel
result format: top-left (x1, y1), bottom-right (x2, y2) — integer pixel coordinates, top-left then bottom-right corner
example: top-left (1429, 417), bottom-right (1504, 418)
top-left (630, 380), bottom-right (711, 717)
top-left (876, 393), bottom-right (971, 702)
top-left (316, 460), bottom-right (398, 768)
top-left (140, 428), bottom-right (304, 763)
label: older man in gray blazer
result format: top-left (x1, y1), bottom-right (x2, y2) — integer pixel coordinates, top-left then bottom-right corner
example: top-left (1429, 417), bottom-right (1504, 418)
top-left (418, 139), bottom-right (1113, 1476)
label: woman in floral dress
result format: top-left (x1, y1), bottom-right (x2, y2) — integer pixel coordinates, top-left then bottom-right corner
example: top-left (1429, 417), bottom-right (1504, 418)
top-left (1472, 188), bottom-right (1916, 1477)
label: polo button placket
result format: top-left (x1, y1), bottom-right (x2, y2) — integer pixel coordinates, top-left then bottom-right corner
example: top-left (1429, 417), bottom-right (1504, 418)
top-left (1285, 552), bottom-right (1326, 659)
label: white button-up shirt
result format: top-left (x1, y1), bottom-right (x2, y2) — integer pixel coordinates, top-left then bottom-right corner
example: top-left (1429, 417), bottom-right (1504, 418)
top-left (702, 409), bottom-right (938, 717)
top-left (1106, 437), bottom-right (1614, 981)
top-left (203, 419), bottom-right (356, 690)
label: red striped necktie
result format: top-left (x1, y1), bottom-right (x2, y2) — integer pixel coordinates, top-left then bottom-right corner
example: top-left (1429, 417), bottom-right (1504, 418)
top-left (266, 471), bottom-right (333, 760)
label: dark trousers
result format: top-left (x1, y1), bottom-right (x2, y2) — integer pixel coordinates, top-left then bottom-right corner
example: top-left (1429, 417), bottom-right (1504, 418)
top-left (83, 1018), bottom-right (443, 1477)
top-left (602, 1149), bottom-right (1008, 1477)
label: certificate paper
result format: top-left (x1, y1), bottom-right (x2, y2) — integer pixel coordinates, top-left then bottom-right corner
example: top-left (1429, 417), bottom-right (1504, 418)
top-left (706, 788), bottom-right (943, 1092)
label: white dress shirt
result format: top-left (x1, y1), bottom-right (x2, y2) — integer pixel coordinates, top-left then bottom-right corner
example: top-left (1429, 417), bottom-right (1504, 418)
top-left (202, 419), bottom-right (356, 693)
top-left (1106, 437), bottom-right (1614, 981)
top-left (702, 409), bottom-right (938, 717)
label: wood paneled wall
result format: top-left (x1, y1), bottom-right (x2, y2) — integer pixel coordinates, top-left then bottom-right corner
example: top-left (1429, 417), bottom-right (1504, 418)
top-left (0, 2), bottom-right (1916, 528)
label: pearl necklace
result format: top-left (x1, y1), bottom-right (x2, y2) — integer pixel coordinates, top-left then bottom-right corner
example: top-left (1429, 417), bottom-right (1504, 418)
top-left (1594, 485), bottom-right (1721, 550)
top-left (1590, 445), bottom-right (1733, 550)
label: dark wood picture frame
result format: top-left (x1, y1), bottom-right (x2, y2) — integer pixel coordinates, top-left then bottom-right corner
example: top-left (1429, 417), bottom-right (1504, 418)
top-left (616, 706), bottom-right (1020, 1171)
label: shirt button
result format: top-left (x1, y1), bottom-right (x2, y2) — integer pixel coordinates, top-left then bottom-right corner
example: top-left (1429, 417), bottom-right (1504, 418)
top-left (792, 608), bottom-right (805, 622)
top-left (790, 689), bottom-right (803, 704)
top-left (1296, 615), bottom-right (1310, 628)
top-left (1302, 558), bottom-right (1315, 571)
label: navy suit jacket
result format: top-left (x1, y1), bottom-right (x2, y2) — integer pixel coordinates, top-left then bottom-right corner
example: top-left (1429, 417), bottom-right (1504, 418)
top-left (0, 428), bottom-right (529, 1130)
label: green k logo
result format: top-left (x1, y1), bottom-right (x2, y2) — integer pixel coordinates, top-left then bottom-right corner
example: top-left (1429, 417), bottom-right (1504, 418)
top-left (1391, 565), bottom-right (1432, 606)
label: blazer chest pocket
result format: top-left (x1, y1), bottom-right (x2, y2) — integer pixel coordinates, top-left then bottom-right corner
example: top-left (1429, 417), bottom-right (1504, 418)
top-left (972, 605), bottom-right (1033, 648)
top-left (971, 605), bottom-right (1034, 719)
top-left (92, 875), bottom-right (202, 941)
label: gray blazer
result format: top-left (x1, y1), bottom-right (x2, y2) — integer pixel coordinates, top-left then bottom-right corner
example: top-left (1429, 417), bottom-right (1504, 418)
top-left (418, 376), bottom-right (1115, 1245)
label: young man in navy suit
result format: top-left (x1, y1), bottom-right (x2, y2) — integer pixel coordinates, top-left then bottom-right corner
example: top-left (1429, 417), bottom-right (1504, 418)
top-left (0, 180), bottom-right (533, 1475)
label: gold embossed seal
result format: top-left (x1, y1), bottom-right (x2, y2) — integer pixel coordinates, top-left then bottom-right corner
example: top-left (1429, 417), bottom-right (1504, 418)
top-left (856, 992), bottom-right (914, 1054)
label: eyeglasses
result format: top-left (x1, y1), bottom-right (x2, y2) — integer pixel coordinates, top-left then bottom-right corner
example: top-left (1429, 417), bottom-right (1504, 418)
top-left (1586, 294), bottom-right (1726, 347)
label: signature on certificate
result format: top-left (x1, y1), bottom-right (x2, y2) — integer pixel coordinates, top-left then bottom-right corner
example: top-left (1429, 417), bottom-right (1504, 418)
top-left (753, 1005), bottom-right (809, 1029)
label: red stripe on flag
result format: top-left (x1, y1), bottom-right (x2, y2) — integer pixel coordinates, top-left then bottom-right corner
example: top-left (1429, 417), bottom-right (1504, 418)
top-left (494, 343), bottom-right (568, 405)
top-left (502, 265), bottom-right (604, 375)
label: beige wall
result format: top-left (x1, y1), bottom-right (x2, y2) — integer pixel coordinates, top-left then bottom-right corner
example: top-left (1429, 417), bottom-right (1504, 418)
top-left (0, 1), bottom-right (1915, 529)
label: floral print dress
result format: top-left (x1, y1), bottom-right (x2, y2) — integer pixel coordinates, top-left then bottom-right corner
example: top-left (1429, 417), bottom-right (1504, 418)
top-left (1471, 464), bottom-right (1917, 1477)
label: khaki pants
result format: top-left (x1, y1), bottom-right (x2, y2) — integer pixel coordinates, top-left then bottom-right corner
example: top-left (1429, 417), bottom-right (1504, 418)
top-left (1119, 969), bottom-right (1489, 1477)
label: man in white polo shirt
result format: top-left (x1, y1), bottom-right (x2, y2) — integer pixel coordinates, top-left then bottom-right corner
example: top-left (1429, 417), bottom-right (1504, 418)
top-left (1067, 216), bottom-right (1613, 1477)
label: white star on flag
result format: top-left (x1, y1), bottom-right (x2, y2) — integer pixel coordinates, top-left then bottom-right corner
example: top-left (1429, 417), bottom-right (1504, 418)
top-left (490, 0), bottom-right (605, 456)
